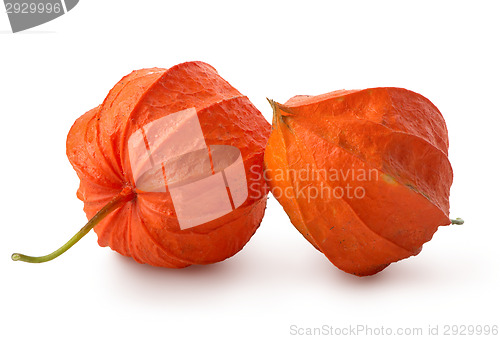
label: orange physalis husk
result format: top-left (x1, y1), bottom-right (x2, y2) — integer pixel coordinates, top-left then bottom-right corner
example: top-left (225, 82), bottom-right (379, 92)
top-left (13, 61), bottom-right (271, 267)
top-left (264, 88), bottom-right (455, 276)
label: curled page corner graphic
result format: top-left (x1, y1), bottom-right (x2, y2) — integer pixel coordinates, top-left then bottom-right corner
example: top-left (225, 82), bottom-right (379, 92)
top-left (128, 108), bottom-right (248, 230)
top-left (5, 0), bottom-right (80, 33)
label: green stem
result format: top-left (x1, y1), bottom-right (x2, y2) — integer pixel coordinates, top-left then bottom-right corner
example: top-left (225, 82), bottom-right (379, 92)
top-left (11, 187), bottom-right (135, 264)
top-left (451, 218), bottom-right (464, 225)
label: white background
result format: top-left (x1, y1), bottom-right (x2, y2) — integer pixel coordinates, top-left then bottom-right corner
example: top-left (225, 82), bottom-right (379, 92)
top-left (1, 1), bottom-right (499, 338)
